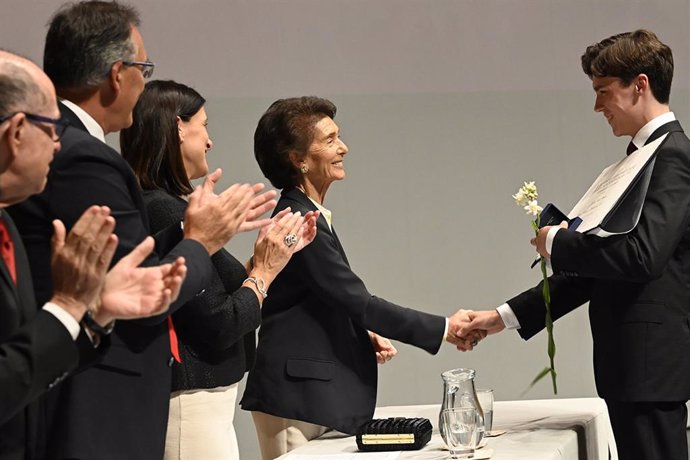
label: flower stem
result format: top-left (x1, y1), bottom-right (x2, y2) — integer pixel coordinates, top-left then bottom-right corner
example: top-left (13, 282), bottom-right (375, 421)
top-left (528, 213), bottom-right (558, 395)
top-left (540, 257), bottom-right (557, 394)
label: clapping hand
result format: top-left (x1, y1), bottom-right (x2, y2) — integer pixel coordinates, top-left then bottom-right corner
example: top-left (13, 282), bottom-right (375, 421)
top-left (184, 169), bottom-right (277, 255)
top-left (50, 206), bottom-right (118, 320)
top-left (238, 183), bottom-right (278, 233)
top-left (95, 237), bottom-right (187, 326)
top-left (270, 208), bottom-right (320, 253)
top-left (200, 168), bottom-right (279, 233)
top-left (49, 206), bottom-right (188, 327)
top-left (246, 210), bottom-right (307, 299)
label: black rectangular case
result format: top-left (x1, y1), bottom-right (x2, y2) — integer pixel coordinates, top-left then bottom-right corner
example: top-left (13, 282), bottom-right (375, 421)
top-left (356, 417), bottom-right (432, 452)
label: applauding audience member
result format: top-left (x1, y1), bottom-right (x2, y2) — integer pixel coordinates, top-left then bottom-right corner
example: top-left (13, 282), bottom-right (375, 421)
top-left (0, 50), bottom-right (185, 458)
top-left (121, 80), bottom-right (317, 460)
top-left (8, 2), bottom-right (274, 458)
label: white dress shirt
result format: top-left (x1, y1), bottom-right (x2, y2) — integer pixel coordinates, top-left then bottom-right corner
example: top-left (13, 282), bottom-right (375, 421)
top-left (61, 99), bottom-right (106, 142)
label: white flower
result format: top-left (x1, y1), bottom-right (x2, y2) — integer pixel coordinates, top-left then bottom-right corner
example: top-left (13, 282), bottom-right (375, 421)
top-left (513, 181), bottom-right (538, 207)
top-left (512, 189), bottom-right (527, 207)
top-left (524, 200), bottom-right (543, 216)
top-left (522, 181), bottom-right (538, 198)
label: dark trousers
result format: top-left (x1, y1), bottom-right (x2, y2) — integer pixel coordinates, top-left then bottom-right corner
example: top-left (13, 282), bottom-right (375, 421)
top-left (606, 399), bottom-right (688, 460)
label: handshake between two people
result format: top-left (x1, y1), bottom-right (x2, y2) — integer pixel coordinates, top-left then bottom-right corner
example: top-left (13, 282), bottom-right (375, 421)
top-left (366, 308), bottom-right (510, 366)
top-left (445, 309), bottom-right (507, 352)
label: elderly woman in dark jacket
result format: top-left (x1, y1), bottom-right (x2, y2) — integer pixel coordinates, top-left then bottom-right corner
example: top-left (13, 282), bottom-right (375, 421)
top-left (121, 81), bottom-right (317, 460)
top-left (241, 96), bottom-right (479, 459)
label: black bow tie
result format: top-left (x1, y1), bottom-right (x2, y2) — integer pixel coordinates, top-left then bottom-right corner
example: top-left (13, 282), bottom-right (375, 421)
top-left (626, 141), bottom-right (638, 156)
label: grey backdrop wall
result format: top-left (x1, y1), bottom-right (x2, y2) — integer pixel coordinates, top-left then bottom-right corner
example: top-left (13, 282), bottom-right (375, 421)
top-left (3, 1), bottom-right (690, 458)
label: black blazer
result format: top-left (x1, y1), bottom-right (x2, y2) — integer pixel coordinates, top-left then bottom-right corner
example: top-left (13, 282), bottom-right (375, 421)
top-left (509, 121), bottom-right (690, 401)
top-left (0, 213), bottom-right (105, 460)
top-left (241, 188), bottom-right (446, 434)
top-left (142, 189), bottom-right (260, 391)
top-left (7, 103), bottom-right (214, 460)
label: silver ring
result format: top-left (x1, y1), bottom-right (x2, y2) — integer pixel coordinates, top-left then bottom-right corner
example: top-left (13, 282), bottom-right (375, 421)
top-left (284, 234), bottom-right (297, 247)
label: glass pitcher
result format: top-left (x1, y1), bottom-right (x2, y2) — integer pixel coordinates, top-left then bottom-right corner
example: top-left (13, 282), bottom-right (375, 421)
top-left (439, 368), bottom-right (485, 447)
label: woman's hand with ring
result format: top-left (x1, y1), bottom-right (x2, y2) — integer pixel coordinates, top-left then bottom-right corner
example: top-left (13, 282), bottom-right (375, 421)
top-left (249, 209), bottom-right (306, 296)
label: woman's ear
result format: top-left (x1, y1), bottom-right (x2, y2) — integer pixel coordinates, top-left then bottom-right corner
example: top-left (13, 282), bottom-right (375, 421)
top-left (176, 116), bottom-right (184, 143)
top-left (288, 150), bottom-right (303, 169)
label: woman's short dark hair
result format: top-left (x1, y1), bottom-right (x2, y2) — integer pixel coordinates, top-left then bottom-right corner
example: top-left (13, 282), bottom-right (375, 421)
top-left (121, 80), bottom-right (205, 196)
top-left (254, 96), bottom-right (337, 189)
top-left (44, 1), bottom-right (140, 90)
top-left (581, 29), bottom-right (674, 104)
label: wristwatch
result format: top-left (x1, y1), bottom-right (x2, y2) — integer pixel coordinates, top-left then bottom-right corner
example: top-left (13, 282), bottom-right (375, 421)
top-left (81, 311), bottom-right (115, 347)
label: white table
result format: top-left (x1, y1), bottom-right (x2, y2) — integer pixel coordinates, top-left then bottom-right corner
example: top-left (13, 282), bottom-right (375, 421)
top-left (279, 398), bottom-right (617, 459)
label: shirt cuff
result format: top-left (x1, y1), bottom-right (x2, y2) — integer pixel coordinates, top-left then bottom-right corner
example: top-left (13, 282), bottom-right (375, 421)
top-left (545, 227), bottom-right (561, 256)
top-left (442, 317), bottom-right (450, 344)
top-left (43, 302), bottom-right (80, 340)
top-left (496, 304), bottom-right (521, 330)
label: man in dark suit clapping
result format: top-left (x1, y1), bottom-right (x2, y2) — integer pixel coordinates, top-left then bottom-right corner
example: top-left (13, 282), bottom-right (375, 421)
top-left (8, 2), bottom-right (277, 459)
top-left (0, 50), bottom-right (188, 460)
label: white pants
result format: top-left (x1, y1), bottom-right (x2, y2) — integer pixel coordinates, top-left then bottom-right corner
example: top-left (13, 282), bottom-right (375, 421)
top-left (165, 384), bottom-right (240, 460)
top-left (251, 411), bottom-right (328, 460)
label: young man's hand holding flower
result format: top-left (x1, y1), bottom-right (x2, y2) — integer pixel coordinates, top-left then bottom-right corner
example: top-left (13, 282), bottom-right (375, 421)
top-left (531, 221), bottom-right (568, 258)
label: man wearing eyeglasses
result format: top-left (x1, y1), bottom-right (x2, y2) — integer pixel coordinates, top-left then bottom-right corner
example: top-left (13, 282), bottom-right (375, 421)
top-left (0, 49), bottom-right (191, 460)
top-left (8, 1), bottom-right (278, 459)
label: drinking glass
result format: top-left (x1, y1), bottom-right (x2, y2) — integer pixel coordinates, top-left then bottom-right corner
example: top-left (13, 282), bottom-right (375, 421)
top-left (440, 408), bottom-right (480, 459)
top-left (476, 389), bottom-right (494, 435)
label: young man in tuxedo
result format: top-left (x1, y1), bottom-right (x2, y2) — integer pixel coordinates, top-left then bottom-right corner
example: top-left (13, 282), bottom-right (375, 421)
top-left (457, 30), bottom-right (690, 460)
top-left (7, 2), bottom-right (277, 458)
top-left (0, 50), bottom-right (187, 459)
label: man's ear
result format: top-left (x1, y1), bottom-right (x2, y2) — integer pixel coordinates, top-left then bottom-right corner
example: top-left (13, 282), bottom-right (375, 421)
top-left (635, 74), bottom-right (649, 94)
top-left (0, 114), bottom-right (25, 172)
top-left (105, 61), bottom-right (123, 96)
top-left (9, 113), bottom-right (26, 153)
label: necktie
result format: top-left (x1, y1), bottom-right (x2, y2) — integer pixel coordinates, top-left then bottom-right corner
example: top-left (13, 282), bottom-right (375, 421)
top-left (168, 316), bottom-right (181, 363)
top-left (626, 141), bottom-right (638, 156)
top-left (0, 218), bottom-right (17, 284)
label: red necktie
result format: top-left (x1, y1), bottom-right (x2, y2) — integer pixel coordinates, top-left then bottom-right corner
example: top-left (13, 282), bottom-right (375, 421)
top-left (168, 316), bottom-right (181, 363)
top-left (0, 218), bottom-right (17, 284)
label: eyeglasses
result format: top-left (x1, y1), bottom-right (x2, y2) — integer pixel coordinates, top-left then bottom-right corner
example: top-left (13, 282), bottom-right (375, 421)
top-left (0, 112), bottom-right (70, 141)
top-left (122, 60), bottom-right (155, 79)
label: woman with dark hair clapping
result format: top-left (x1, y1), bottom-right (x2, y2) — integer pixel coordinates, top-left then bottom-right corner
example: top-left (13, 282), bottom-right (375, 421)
top-left (121, 81), bottom-right (318, 460)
